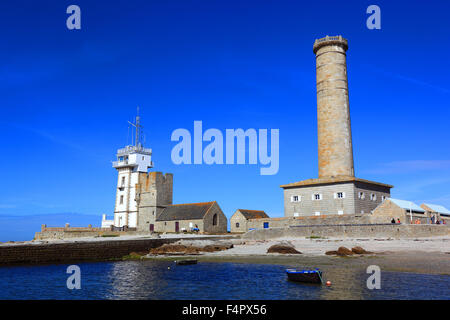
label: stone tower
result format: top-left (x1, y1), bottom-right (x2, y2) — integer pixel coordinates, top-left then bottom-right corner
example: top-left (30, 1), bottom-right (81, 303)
top-left (313, 35), bottom-right (354, 178)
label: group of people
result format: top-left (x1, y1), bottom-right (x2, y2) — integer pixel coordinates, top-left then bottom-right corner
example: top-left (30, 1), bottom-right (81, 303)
top-left (391, 217), bottom-right (447, 224)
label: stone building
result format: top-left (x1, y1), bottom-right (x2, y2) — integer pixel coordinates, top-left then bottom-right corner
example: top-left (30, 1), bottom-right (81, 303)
top-left (154, 201), bottom-right (227, 233)
top-left (230, 209), bottom-right (269, 233)
top-left (420, 203), bottom-right (450, 224)
top-left (280, 35), bottom-right (393, 217)
top-left (372, 198), bottom-right (427, 224)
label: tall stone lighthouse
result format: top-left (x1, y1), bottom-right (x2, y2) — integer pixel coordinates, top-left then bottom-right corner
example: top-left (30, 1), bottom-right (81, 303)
top-left (313, 36), bottom-right (354, 178)
top-left (281, 36), bottom-right (393, 218)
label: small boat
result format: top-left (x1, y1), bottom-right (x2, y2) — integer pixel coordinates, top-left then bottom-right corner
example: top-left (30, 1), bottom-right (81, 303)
top-left (175, 259), bottom-right (198, 265)
top-left (286, 268), bottom-right (323, 284)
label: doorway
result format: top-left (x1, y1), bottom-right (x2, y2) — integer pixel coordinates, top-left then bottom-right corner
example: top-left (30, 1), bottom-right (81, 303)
top-left (175, 221), bottom-right (179, 232)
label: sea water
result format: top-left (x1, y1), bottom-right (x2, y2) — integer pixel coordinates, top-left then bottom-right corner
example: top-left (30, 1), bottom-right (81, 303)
top-left (0, 261), bottom-right (448, 300)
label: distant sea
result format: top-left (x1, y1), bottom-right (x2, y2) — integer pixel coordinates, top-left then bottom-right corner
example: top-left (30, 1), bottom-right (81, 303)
top-left (0, 261), bottom-right (448, 300)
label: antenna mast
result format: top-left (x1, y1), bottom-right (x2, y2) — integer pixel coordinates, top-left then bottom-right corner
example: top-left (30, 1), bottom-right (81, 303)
top-left (128, 106), bottom-right (143, 148)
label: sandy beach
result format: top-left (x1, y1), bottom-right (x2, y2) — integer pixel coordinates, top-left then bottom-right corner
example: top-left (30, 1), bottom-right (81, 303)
top-left (145, 236), bottom-right (450, 275)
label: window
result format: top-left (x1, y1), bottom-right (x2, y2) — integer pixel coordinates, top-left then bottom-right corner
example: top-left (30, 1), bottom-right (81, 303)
top-left (335, 192), bottom-right (345, 199)
top-left (212, 214), bottom-right (218, 226)
top-left (313, 194), bottom-right (322, 200)
top-left (315, 212), bottom-right (321, 216)
top-left (294, 212), bottom-right (299, 217)
top-left (370, 193), bottom-right (377, 201)
top-left (358, 192), bottom-right (365, 199)
top-left (291, 195), bottom-right (300, 202)
top-left (142, 156), bottom-right (145, 160)
top-left (381, 195), bottom-right (386, 202)
top-left (338, 210), bottom-right (344, 215)
top-left (236, 222), bottom-right (240, 228)
top-left (121, 176), bottom-right (125, 186)
top-left (119, 195), bottom-right (124, 205)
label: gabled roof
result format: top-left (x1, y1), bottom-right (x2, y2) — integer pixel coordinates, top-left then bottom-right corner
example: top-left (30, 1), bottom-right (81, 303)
top-left (422, 203), bottom-right (450, 215)
top-left (156, 201), bottom-right (216, 221)
top-left (237, 209), bottom-right (269, 219)
top-left (280, 176), bottom-right (393, 189)
top-left (389, 198), bottom-right (425, 212)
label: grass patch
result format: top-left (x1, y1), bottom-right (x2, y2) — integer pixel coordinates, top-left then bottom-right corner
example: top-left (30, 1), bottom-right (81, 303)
top-left (307, 235), bottom-right (325, 239)
top-left (101, 234), bottom-right (120, 237)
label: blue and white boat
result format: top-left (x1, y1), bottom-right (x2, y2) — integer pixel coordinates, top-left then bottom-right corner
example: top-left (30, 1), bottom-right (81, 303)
top-left (286, 268), bottom-right (323, 284)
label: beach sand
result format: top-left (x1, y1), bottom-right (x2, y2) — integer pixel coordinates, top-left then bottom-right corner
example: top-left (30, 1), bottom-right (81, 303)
top-left (148, 236), bottom-right (450, 275)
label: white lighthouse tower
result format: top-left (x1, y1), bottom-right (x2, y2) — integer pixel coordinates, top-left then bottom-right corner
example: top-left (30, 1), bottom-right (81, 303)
top-left (111, 108), bottom-right (153, 228)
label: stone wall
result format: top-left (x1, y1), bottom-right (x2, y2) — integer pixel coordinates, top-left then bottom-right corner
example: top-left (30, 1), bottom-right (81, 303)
top-left (246, 214), bottom-right (371, 231)
top-left (35, 225), bottom-right (148, 240)
top-left (243, 224), bottom-right (450, 240)
top-left (230, 211), bottom-right (249, 233)
top-left (202, 202), bottom-right (228, 233)
top-left (155, 219), bottom-right (204, 233)
top-left (0, 236), bottom-right (233, 266)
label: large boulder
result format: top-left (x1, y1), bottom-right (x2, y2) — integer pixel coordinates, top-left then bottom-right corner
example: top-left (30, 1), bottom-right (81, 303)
top-left (201, 244), bottom-right (233, 252)
top-left (267, 244), bottom-right (302, 254)
top-left (325, 250), bottom-right (338, 255)
top-left (336, 247), bottom-right (354, 256)
top-left (351, 246), bottom-right (373, 254)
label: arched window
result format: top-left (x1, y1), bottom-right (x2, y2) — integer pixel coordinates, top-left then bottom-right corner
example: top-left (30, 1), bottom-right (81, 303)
top-left (212, 214), bottom-right (218, 226)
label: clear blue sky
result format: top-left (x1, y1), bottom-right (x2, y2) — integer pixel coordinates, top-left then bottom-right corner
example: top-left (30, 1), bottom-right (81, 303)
top-left (1, 0), bottom-right (450, 241)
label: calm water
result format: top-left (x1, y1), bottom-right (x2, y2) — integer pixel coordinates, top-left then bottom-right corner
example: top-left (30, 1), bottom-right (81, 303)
top-left (0, 261), bottom-right (448, 299)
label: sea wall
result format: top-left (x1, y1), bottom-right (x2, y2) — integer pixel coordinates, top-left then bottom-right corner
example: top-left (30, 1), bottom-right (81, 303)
top-left (0, 236), bottom-right (232, 266)
top-left (35, 224), bottom-right (146, 240)
top-left (242, 224), bottom-right (450, 240)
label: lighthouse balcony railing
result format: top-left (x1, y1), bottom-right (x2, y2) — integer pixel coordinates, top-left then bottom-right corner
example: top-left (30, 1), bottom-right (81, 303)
top-left (117, 145), bottom-right (152, 155)
top-left (112, 160), bottom-right (137, 168)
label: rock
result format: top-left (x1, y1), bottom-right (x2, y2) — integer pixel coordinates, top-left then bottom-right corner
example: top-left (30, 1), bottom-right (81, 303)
top-left (129, 251), bottom-right (148, 256)
top-left (351, 246), bottom-right (373, 254)
top-left (325, 250), bottom-right (338, 255)
top-left (201, 244), bottom-right (232, 252)
top-left (267, 244), bottom-right (302, 254)
top-left (336, 247), bottom-right (354, 256)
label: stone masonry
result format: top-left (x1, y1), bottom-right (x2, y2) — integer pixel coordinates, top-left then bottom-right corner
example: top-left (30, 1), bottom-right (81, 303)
top-left (313, 36), bottom-right (354, 178)
top-left (136, 172), bottom-right (173, 232)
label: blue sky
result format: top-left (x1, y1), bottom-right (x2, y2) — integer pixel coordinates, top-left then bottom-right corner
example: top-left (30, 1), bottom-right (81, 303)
top-left (1, 1), bottom-right (450, 241)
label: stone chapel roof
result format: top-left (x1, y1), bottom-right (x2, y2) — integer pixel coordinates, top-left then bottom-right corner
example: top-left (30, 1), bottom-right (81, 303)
top-left (237, 209), bottom-right (269, 220)
top-left (156, 201), bottom-right (216, 221)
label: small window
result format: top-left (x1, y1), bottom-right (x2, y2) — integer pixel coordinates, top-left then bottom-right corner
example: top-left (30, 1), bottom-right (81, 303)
top-left (315, 212), bottom-right (320, 216)
top-left (119, 195), bottom-right (124, 204)
top-left (358, 192), bottom-right (365, 199)
top-left (235, 222), bottom-right (240, 228)
top-left (294, 212), bottom-right (299, 217)
top-left (313, 194), bottom-right (322, 200)
top-left (370, 193), bottom-right (377, 201)
top-left (338, 210), bottom-right (344, 215)
top-left (381, 195), bottom-right (386, 202)
top-left (291, 195), bottom-right (300, 202)
top-left (212, 214), bottom-right (218, 226)
top-left (121, 176), bottom-right (125, 186)
top-left (336, 192), bottom-right (344, 199)
top-left (142, 156), bottom-right (145, 160)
